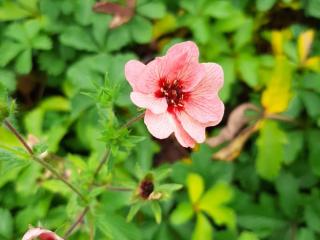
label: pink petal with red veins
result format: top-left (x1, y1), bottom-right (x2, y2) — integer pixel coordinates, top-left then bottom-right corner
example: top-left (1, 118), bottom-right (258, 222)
top-left (163, 41), bottom-right (206, 91)
top-left (184, 95), bottom-right (224, 124)
top-left (171, 115), bottom-right (196, 148)
top-left (192, 63), bottom-right (224, 98)
top-left (144, 110), bottom-right (174, 139)
top-left (125, 60), bottom-right (146, 92)
top-left (22, 228), bottom-right (63, 240)
top-left (176, 111), bottom-right (206, 143)
top-left (130, 92), bottom-right (167, 114)
top-left (166, 41), bottom-right (199, 62)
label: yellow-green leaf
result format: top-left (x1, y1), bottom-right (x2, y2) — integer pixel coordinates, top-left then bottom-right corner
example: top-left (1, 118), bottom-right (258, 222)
top-left (298, 29), bottom-right (314, 64)
top-left (304, 56), bottom-right (320, 72)
top-left (199, 182), bottom-right (236, 229)
top-left (199, 182), bottom-right (233, 208)
top-left (256, 120), bottom-right (287, 181)
top-left (261, 56), bottom-right (292, 113)
top-left (152, 14), bottom-right (177, 40)
top-left (187, 173), bottom-right (204, 204)
top-left (170, 202), bottom-right (194, 225)
top-left (192, 213), bottom-right (213, 240)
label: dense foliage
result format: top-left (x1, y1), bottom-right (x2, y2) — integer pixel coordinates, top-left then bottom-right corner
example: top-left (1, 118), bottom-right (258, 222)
top-left (1, 0), bottom-right (320, 239)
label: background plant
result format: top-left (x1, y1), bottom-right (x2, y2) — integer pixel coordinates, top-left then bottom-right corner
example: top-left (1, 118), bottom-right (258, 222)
top-left (1, 0), bottom-right (320, 239)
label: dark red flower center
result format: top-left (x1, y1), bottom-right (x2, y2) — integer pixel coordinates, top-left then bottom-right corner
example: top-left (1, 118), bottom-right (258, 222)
top-left (38, 233), bottom-right (55, 240)
top-left (155, 78), bottom-right (189, 113)
top-left (139, 179), bottom-right (154, 199)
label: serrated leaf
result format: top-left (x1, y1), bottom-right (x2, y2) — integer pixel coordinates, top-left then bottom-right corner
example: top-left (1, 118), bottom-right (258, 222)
top-left (15, 48), bottom-right (32, 74)
top-left (129, 16), bottom-right (152, 44)
top-left (0, 41), bottom-right (23, 67)
top-left (0, 208), bottom-right (13, 239)
top-left (256, 0), bottom-right (276, 12)
top-left (0, 1), bottom-right (31, 21)
top-left (60, 26), bottom-right (98, 52)
top-left (256, 120), bottom-right (287, 181)
top-left (137, 2), bottom-right (166, 19)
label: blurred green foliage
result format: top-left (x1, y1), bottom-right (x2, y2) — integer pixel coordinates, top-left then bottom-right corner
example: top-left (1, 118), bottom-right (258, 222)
top-left (1, 0), bottom-right (320, 239)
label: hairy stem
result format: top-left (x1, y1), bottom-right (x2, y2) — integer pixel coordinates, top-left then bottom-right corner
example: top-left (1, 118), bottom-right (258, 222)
top-left (3, 119), bottom-right (88, 203)
top-left (63, 112), bottom-right (144, 238)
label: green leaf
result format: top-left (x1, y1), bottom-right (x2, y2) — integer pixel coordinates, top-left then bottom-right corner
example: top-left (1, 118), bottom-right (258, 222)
top-left (237, 53), bottom-right (259, 87)
top-left (0, 208), bottom-right (13, 239)
top-left (234, 19), bottom-right (254, 50)
top-left (238, 215), bottom-right (286, 234)
top-left (256, 0), bottom-right (277, 12)
top-left (137, 2), bottom-right (166, 19)
top-left (304, 0), bottom-right (320, 19)
top-left (0, 1), bottom-right (31, 21)
top-left (151, 201), bottom-right (162, 224)
top-left (304, 204), bottom-right (320, 233)
top-left (127, 203), bottom-right (143, 222)
top-left (299, 90), bottom-right (320, 119)
top-left (97, 212), bottom-right (141, 240)
top-left (204, 1), bottom-right (239, 18)
top-left (256, 120), bottom-right (287, 181)
top-left (308, 129), bottom-right (320, 176)
top-left (15, 48), bottom-right (32, 74)
top-left (0, 70), bottom-right (16, 92)
top-left (130, 16), bottom-right (152, 44)
top-left (187, 173), bottom-right (204, 204)
top-left (38, 52), bottom-right (65, 76)
top-left (106, 27), bottom-right (131, 52)
top-left (0, 41), bottom-right (23, 67)
top-left (275, 173), bottom-right (299, 218)
top-left (190, 18), bottom-right (210, 44)
top-left (284, 131), bottom-right (303, 164)
top-left (60, 26), bottom-right (98, 52)
top-left (192, 213), bottom-right (213, 240)
top-left (298, 228), bottom-right (315, 240)
top-left (170, 202), bottom-right (194, 225)
top-left (219, 57), bottom-right (236, 101)
top-left (32, 34), bottom-right (52, 50)
top-left (238, 231), bottom-right (259, 240)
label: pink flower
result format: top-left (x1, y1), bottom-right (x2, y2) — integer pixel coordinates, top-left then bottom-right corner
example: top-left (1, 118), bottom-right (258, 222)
top-left (22, 227), bottom-right (63, 240)
top-left (125, 41), bottom-right (224, 148)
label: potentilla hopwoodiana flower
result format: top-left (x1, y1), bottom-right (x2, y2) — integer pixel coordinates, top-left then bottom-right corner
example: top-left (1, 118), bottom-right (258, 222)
top-left (125, 41), bottom-right (224, 148)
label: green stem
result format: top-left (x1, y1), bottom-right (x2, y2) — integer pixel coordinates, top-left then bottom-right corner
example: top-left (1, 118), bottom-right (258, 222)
top-left (63, 111), bottom-right (144, 238)
top-left (3, 119), bottom-right (88, 203)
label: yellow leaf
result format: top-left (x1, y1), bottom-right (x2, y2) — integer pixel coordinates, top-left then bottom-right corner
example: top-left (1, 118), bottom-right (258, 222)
top-left (304, 56), bottom-right (320, 72)
top-left (271, 31), bottom-right (283, 56)
top-left (152, 14), bottom-right (177, 40)
top-left (187, 173), bottom-right (204, 204)
top-left (261, 56), bottom-right (292, 113)
top-left (192, 213), bottom-right (213, 240)
top-left (298, 29), bottom-right (315, 64)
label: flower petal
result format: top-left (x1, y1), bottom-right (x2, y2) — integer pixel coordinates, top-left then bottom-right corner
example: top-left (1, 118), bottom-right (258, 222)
top-left (172, 115), bottom-right (196, 148)
top-left (130, 92), bottom-right (167, 114)
top-left (22, 228), bottom-right (63, 240)
top-left (184, 95), bottom-right (224, 124)
top-left (166, 41), bottom-right (199, 61)
top-left (144, 110), bottom-right (174, 139)
top-left (192, 63), bottom-right (224, 98)
top-left (176, 111), bottom-right (206, 143)
top-left (125, 60), bottom-right (146, 92)
top-left (165, 42), bottom-right (205, 91)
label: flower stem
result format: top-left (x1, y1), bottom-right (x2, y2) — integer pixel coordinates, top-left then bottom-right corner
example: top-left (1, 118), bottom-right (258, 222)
top-left (3, 119), bottom-right (88, 203)
top-left (63, 111), bottom-right (144, 238)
